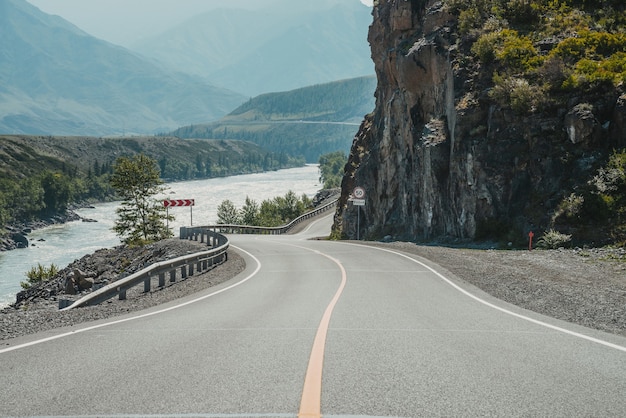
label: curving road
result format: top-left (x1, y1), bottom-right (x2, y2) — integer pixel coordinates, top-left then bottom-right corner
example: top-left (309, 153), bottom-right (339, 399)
top-left (1, 214), bottom-right (626, 417)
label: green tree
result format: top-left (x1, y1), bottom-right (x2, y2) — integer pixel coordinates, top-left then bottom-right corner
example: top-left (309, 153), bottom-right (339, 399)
top-left (318, 151), bottom-right (347, 189)
top-left (240, 196), bottom-right (260, 225)
top-left (12, 177), bottom-right (45, 221)
top-left (258, 199), bottom-right (283, 227)
top-left (216, 199), bottom-right (240, 224)
top-left (110, 154), bottom-right (172, 245)
top-left (40, 171), bottom-right (73, 215)
top-left (274, 190), bottom-right (302, 222)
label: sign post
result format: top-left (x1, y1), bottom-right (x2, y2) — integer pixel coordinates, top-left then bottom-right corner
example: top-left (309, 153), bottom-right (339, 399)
top-left (528, 231), bottom-right (534, 251)
top-left (163, 199), bottom-right (195, 227)
top-left (352, 187), bottom-right (366, 240)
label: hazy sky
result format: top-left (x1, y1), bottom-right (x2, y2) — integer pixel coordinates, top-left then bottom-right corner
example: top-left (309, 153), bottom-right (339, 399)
top-left (26, 0), bottom-right (374, 47)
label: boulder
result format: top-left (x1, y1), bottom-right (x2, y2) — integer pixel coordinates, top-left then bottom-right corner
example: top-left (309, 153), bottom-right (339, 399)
top-left (77, 277), bottom-right (94, 290)
top-left (64, 277), bottom-right (77, 295)
top-left (66, 269), bottom-right (95, 291)
top-left (564, 104), bottom-right (597, 144)
top-left (10, 233), bottom-right (28, 249)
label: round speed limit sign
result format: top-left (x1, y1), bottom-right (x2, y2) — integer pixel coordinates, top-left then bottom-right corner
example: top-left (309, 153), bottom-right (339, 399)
top-left (353, 187), bottom-right (366, 199)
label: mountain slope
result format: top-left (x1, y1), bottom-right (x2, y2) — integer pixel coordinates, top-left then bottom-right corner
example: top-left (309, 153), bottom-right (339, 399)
top-left (0, 135), bottom-right (302, 183)
top-left (132, 0), bottom-right (374, 97)
top-left (0, 0), bottom-right (245, 136)
top-left (171, 76), bottom-right (376, 162)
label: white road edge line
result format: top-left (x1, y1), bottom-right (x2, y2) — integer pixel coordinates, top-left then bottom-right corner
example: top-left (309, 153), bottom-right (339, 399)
top-left (0, 245), bottom-right (261, 354)
top-left (300, 213), bottom-right (334, 235)
top-left (345, 242), bottom-right (626, 353)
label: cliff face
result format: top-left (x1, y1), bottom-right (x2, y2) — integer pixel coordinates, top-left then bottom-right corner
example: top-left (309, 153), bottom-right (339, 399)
top-left (333, 0), bottom-right (626, 244)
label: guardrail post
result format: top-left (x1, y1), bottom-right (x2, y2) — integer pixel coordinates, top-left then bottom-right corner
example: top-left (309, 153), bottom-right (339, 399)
top-left (159, 272), bottom-right (165, 288)
top-left (181, 265), bottom-right (187, 280)
top-left (59, 299), bottom-right (73, 309)
top-left (119, 287), bottom-right (126, 300)
top-left (170, 269), bottom-right (176, 283)
top-left (144, 277), bottom-right (150, 293)
top-left (188, 263), bottom-right (194, 276)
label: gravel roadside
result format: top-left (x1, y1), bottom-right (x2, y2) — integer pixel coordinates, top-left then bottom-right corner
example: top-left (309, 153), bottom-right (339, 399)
top-left (373, 242), bottom-right (626, 338)
top-left (2, 237), bottom-right (625, 342)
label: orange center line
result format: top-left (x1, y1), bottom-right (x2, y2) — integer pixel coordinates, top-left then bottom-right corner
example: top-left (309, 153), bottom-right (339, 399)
top-left (298, 251), bottom-right (347, 418)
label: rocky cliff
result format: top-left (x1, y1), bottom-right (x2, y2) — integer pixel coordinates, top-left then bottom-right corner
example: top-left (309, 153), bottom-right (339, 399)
top-left (333, 0), bottom-right (626, 245)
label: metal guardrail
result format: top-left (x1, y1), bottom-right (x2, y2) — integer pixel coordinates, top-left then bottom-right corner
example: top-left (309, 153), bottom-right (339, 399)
top-left (61, 199), bottom-right (337, 310)
top-left (188, 198), bottom-right (338, 236)
top-left (61, 230), bottom-right (229, 310)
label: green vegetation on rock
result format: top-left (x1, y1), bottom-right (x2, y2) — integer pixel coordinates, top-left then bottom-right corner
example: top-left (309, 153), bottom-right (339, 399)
top-left (449, 0), bottom-right (626, 114)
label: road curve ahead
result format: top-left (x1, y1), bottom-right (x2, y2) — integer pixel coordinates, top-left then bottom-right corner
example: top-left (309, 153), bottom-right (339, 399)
top-left (1, 215), bottom-right (626, 417)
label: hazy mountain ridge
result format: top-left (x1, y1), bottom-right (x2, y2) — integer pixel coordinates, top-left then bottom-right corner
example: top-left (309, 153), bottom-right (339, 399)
top-left (133, 0), bottom-right (374, 97)
top-left (171, 76), bottom-right (376, 162)
top-left (0, 0), bottom-right (245, 136)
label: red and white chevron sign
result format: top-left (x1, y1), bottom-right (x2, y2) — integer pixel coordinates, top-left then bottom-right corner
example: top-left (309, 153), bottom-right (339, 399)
top-left (163, 199), bottom-right (195, 207)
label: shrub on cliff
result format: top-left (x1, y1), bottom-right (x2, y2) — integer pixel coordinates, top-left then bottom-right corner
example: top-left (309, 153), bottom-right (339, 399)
top-left (489, 74), bottom-right (544, 113)
top-left (456, 0), bottom-right (626, 101)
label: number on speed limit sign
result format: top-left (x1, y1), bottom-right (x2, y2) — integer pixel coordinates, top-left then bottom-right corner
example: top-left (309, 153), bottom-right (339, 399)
top-left (353, 187), bottom-right (365, 199)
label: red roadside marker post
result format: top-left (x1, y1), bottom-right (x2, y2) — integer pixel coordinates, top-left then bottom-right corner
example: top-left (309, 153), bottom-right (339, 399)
top-left (528, 231), bottom-right (534, 251)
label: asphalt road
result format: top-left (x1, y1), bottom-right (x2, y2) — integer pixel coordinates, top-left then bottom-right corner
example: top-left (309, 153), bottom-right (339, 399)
top-left (1, 215), bottom-right (626, 417)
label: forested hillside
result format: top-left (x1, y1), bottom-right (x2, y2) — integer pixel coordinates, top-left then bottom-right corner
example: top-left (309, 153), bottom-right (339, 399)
top-left (0, 136), bottom-right (303, 232)
top-left (171, 76), bottom-right (376, 162)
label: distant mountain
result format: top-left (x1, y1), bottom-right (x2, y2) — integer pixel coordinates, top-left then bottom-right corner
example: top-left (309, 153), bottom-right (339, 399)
top-left (171, 75), bottom-right (376, 162)
top-left (132, 0), bottom-right (374, 97)
top-left (0, 0), bottom-right (245, 136)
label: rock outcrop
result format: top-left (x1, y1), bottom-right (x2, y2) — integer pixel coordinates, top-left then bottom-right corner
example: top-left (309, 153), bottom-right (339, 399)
top-left (333, 0), bottom-right (626, 244)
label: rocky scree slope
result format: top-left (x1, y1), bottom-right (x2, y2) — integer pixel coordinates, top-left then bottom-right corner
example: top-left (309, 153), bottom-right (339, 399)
top-left (1, 238), bottom-right (246, 341)
top-left (334, 0), bottom-right (626, 245)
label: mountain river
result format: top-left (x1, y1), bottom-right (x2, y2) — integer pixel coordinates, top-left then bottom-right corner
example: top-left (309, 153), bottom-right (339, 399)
top-left (0, 165), bottom-right (322, 307)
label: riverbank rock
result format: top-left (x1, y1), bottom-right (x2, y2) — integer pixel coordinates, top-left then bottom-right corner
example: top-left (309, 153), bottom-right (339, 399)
top-left (1, 210), bottom-right (83, 252)
top-left (10, 233), bottom-right (28, 249)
